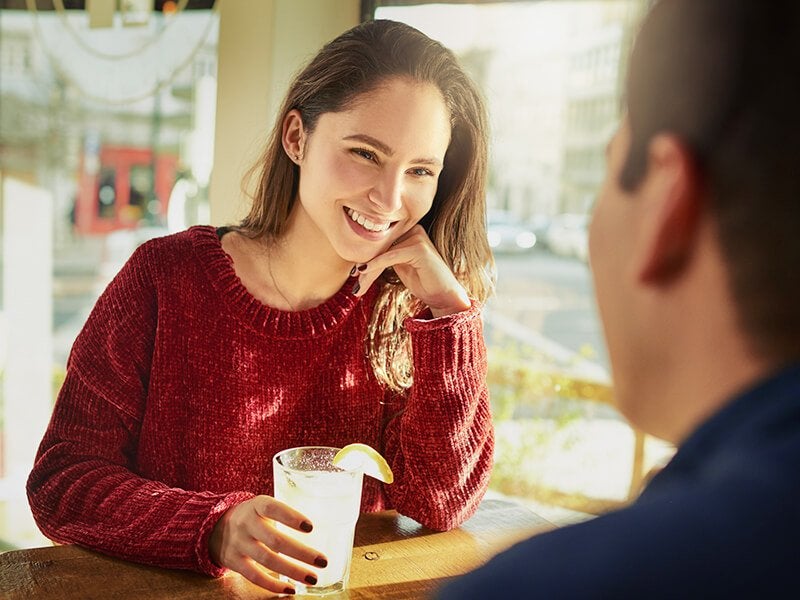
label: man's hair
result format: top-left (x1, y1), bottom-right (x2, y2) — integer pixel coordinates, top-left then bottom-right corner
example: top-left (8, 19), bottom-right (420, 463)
top-left (622, 0), bottom-right (800, 363)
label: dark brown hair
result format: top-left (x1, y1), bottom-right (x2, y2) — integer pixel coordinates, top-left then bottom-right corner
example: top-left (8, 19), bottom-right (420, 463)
top-left (621, 0), bottom-right (800, 362)
top-left (240, 20), bottom-right (494, 390)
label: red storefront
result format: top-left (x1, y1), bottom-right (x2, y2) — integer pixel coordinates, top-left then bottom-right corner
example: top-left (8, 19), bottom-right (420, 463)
top-left (75, 145), bottom-right (177, 235)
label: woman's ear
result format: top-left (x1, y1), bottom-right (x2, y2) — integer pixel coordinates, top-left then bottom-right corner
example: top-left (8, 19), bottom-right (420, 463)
top-left (281, 109), bottom-right (306, 163)
top-left (636, 134), bottom-right (704, 285)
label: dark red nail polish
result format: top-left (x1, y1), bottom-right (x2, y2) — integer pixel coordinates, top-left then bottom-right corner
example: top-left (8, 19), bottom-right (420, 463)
top-left (314, 556), bottom-right (328, 568)
top-left (357, 263), bottom-right (368, 272)
top-left (351, 282), bottom-right (360, 295)
top-left (305, 575), bottom-right (318, 585)
top-left (283, 587), bottom-right (295, 595)
top-left (300, 521), bottom-right (313, 533)
top-left (349, 265), bottom-right (357, 276)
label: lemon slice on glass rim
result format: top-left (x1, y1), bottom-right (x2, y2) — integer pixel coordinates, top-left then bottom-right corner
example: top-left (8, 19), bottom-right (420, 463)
top-left (333, 443), bottom-right (394, 484)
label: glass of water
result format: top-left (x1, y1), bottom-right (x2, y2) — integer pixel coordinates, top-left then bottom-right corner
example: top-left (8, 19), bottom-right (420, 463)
top-left (272, 446), bottom-right (364, 596)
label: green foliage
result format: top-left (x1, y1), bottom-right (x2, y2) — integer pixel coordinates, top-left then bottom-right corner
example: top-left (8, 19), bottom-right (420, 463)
top-left (485, 340), bottom-right (629, 514)
top-left (487, 342), bottom-right (613, 421)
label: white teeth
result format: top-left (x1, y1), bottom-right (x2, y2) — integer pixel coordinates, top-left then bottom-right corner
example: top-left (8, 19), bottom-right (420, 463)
top-left (346, 208), bottom-right (390, 232)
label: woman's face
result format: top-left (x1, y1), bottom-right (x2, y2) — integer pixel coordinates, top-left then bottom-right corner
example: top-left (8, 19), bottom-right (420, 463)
top-left (291, 76), bottom-right (452, 264)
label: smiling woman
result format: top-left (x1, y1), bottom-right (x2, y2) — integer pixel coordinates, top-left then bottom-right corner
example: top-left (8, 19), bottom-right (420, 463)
top-left (26, 18), bottom-right (496, 597)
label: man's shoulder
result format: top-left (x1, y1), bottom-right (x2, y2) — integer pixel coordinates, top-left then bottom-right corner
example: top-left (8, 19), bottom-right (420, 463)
top-left (437, 460), bottom-right (800, 599)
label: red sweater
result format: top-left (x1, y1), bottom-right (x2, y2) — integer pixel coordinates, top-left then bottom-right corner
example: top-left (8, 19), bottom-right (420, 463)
top-left (27, 225), bottom-right (493, 577)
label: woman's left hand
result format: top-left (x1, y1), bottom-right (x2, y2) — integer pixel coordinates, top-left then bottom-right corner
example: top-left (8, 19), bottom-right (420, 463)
top-left (352, 224), bottom-right (471, 317)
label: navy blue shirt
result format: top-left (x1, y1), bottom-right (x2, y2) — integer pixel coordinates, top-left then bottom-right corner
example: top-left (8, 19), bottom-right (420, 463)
top-left (437, 364), bottom-right (800, 599)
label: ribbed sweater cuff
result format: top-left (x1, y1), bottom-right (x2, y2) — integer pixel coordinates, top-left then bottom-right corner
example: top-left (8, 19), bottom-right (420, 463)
top-left (404, 299), bottom-right (482, 329)
top-left (194, 491), bottom-right (255, 577)
top-left (404, 300), bottom-right (484, 373)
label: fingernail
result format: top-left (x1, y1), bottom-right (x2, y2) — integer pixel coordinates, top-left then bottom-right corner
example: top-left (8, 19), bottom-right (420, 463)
top-left (351, 282), bottom-right (360, 295)
top-left (300, 521), bottom-right (313, 533)
top-left (314, 556), bottom-right (328, 568)
top-left (357, 263), bottom-right (368, 272)
top-left (283, 587), bottom-right (295, 595)
top-left (349, 265), bottom-right (357, 276)
top-left (305, 575), bottom-right (318, 585)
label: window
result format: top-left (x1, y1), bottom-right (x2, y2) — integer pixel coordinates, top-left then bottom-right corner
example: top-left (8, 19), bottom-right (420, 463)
top-left (97, 166), bottom-right (117, 219)
top-left (0, 37), bottom-right (31, 75)
top-left (0, 5), bottom-right (218, 550)
top-left (128, 164), bottom-right (154, 222)
top-left (373, 0), bottom-right (674, 521)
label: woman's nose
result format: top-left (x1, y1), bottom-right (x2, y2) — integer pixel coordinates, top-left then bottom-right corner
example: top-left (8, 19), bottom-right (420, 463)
top-left (368, 171), bottom-right (403, 213)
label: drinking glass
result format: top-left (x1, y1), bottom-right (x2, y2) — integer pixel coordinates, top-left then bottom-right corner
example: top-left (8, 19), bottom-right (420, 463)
top-left (273, 446), bottom-right (364, 595)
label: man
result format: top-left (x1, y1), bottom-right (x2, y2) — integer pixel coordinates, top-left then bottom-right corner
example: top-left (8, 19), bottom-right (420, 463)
top-left (438, 0), bottom-right (800, 597)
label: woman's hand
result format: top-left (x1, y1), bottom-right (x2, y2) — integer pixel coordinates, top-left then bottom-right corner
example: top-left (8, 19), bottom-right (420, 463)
top-left (353, 225), bottom-right (471, 317)
top-left (209, 495), bottom-right (328, 594)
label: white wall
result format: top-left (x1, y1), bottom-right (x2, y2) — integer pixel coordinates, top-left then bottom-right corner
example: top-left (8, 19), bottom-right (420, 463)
top-left (209, 0), bottom-right (360, 226)
top-left (1, 174), bottom-right (53, 548)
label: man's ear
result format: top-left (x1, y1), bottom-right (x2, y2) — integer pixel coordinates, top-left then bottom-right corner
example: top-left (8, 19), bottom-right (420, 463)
top-left (281, 109), bottom-right (306, 162)
top-left (636, 134), bottom-right (704, 284)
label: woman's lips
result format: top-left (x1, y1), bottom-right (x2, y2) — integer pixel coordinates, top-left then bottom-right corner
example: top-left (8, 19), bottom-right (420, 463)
top-left (345, 207), bottom-right (392, 232)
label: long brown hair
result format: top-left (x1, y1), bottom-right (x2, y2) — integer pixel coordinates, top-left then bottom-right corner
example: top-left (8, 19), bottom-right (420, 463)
top-left (240, 19), bottom-right (494, 391)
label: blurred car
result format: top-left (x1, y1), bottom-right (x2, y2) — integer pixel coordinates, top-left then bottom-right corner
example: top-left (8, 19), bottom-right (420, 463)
top-left (525, 214), bottom-right (552, 251)
top-left (545, 213), bottom-right (589, 262)
top-left (487, 209), bottom-right (537, 253)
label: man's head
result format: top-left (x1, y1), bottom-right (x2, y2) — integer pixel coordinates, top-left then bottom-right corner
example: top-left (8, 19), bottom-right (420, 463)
top-left (623, 0), bottom-right (800, 362)
top-left (590, 0), bottom-right (800, 439)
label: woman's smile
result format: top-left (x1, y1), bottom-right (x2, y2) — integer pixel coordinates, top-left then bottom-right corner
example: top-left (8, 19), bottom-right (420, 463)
top-left (345, 207), bottom-right (394, 233)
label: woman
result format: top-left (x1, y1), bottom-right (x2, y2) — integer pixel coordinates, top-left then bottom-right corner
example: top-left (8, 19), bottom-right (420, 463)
top-left (27, 19), bottom-right (494, 595)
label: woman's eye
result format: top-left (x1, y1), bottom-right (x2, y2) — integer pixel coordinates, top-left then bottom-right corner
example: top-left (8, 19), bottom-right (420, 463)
top-left (353, 148), bottom-right (376, 162)
top-left (410, 167), bottom-right (435, 177)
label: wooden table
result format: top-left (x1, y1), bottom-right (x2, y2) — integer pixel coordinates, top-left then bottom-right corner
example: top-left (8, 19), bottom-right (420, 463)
top-left (0, 499), bottom-right (553, 599)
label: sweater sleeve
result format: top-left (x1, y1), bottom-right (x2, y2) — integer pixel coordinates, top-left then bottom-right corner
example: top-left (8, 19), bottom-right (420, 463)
top-left (380, 301), bottom-right (494, 531)
top-left (26, 243), bottom-right (253, 576)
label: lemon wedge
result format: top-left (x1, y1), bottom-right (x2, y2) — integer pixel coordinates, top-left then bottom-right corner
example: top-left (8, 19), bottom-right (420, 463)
top-left (333, 443), bottom-right (394, 484)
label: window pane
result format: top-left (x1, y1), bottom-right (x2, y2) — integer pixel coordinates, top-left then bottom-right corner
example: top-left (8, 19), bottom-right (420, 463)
top-left (376, 0), bottom-right (674, 521)
top-left (0, 6), bottom-right (218, 549)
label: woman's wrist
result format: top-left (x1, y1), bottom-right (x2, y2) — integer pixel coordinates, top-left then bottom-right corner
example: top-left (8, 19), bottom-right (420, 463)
top-left (428, 288), bottom-right (471, 318)
top-left (208, 511), bottom-right (227, 566)
top-left (429, 300), bottom-right (471, 318)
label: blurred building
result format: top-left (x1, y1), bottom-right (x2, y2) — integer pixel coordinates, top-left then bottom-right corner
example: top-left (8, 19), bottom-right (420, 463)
top-left (378, 1), bottom-right (645, 224)
top-left (0, 8), bottom-right (218, 241)
top-left (559, 2), bottom-right (643, 214)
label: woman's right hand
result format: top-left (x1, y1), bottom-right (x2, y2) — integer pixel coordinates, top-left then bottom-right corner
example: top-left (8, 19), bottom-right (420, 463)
top-left (208, 495), bottom-right (328, 594)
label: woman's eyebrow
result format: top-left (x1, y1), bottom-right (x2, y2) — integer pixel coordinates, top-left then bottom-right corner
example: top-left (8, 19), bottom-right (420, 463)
top-left (343, 133), bottom-right (443, 167)
top-left (344, 133), bottom-right (394, 155)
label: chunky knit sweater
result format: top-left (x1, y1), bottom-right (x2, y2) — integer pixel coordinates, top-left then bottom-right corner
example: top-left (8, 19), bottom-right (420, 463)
top-left (27, 225), bottom-right (493, 577)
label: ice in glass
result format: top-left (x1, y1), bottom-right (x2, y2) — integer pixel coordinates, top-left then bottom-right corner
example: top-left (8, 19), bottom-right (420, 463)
top-left (273, 446), bottom-right (364, 595)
